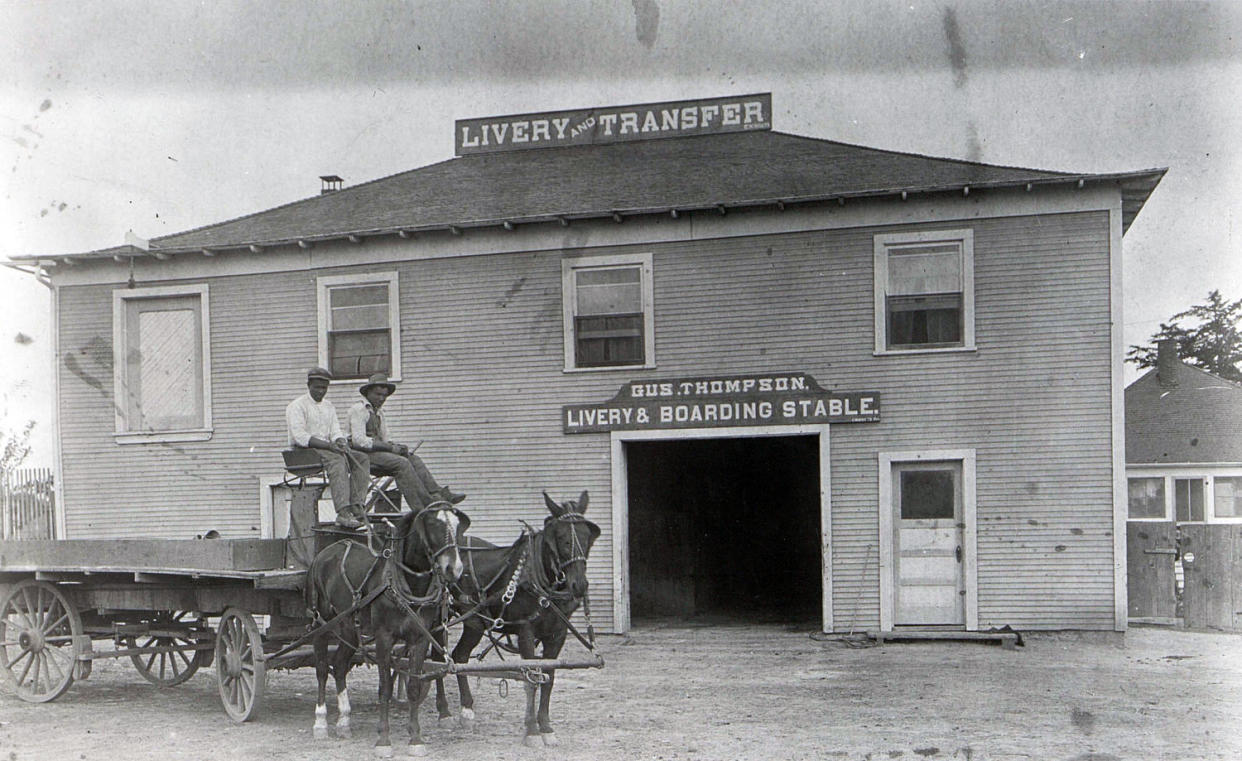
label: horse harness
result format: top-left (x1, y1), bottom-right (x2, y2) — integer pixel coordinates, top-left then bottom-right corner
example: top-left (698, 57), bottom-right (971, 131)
top-left (303, 503), bottom-right (463, 658)
top-left (449, 512), bottom-right (600, 653)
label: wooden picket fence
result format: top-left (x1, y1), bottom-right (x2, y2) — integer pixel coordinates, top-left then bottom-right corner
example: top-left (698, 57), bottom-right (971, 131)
top-left (1, 467), bottom-right (56, 540)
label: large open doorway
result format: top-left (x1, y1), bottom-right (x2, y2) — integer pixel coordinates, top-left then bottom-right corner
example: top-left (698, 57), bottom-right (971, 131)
top-left (625, 434), bottom-right (822, 625)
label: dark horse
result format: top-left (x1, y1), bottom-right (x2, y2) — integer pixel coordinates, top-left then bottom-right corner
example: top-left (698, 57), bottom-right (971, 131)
top-left (305, 503), bottom-right (469, 758)
top-left (433, 490), bottom-right (599, 747)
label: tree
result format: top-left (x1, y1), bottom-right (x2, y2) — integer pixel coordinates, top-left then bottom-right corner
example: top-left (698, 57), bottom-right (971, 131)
top-left (1126, 290), bottom-right (1242, 382)
top-left (0, 420), bottom-right (35, 474)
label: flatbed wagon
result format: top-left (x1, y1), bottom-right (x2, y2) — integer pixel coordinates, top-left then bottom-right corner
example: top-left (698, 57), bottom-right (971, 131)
top-left (0, 528), bottom-right (604, 724)
top-left (0, 537), bottom-right (311, 720)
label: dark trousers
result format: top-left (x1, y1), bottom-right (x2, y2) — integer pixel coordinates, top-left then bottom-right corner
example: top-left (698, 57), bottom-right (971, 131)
top-left (367, 451), bottom-right (444, 510)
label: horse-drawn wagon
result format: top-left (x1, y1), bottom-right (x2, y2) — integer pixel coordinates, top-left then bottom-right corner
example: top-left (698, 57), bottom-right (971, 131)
top-left (0, 491), bottom-right (604, 756)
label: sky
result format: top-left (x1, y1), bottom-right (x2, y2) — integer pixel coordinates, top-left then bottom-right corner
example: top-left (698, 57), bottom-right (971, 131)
top-left (2, 0), bottom-right (1241, 469)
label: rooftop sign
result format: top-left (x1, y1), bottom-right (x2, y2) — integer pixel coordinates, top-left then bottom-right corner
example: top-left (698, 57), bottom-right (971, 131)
top-left (563, 372), bottom-right (879, 434)
top-left (455, 93), bottom-right (771, 156)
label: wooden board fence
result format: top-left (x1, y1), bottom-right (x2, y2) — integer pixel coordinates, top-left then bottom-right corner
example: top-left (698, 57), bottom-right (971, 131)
top-left (1, 467), bottom-right (55, 540)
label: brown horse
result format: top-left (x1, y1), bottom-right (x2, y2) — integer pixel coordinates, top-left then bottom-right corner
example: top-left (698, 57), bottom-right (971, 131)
top-left (433, 490), bottom-right (599, 747)
top-left (305, 503), bottom-right (468, 758)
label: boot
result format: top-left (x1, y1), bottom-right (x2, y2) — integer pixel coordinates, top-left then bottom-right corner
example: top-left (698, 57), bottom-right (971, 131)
top-left (335, 504), bottom-right (364, 530)
top-left (438, 487), bottom-right (467, 505)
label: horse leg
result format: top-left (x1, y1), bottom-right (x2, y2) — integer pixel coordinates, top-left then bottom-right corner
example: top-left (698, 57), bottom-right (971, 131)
top-left (517, 628), bottom-right (543, 747)
top-left (453, 623), bottom-right (484, 725)
top-left (536, 632), bottom-right (568, 746)
top-left (432, 627), bottom-right (451, 723)
top-left (332, 628), bottom-right (357, 739)
top-left (373, 627), bottom-right (396, 758)
top-left (405, 629), bottom-right (431, 758)
top-left (312, 634), bottom-right (331, 740)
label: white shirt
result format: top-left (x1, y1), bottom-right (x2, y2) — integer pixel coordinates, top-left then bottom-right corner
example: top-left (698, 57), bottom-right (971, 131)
top-left (286, 393), bottom-right (345, 447)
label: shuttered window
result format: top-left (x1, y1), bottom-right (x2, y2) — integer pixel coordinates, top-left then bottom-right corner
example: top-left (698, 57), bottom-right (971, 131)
top-left (112, 285), bottom-right (212, 443)
top-left (317, 272), bottom-right (400, 381)
top-left (563, 254), bottom-right (654, 371)
top-left (874, 230), bottom-right (974, 354)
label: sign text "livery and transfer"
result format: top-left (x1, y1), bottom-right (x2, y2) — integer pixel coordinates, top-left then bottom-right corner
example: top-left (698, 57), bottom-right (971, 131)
top-left (455, 94), bottom-right (772, 155)
top-left (563, 372), bottom-right (880, 434)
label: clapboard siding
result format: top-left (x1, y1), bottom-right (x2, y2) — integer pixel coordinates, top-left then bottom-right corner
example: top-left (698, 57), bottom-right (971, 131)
top-left (55, 208), bottom-right (1116, 631)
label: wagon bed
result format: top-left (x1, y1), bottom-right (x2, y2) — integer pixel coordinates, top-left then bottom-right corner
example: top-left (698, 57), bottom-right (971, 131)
top-left (0, 537), bottom-right (308, 720)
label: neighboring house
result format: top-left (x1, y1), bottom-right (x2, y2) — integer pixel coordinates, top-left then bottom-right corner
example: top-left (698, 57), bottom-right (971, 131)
top-left (14, 93), bottom-right (1166, 633)
top-left (1126, 340), bottom-right (1242, 525)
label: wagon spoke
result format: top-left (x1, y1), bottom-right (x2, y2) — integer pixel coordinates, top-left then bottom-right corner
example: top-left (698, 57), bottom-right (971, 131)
top-left (44, 644), bottom-right (73, 666)
top-left (29, 587), bottom-right (44, 629)
top-left (174, 645), bottom-right (192, 670)
top-left (10, 645), bottom-right (33, 672)
top-left (17, 647), bottom-right (36, 686)
top-left (19, 587), bottom-right (37, 627)
top-left (35, 652), bottom-right (49, 692)
top-left (44, 611), bottom-right (70, 634)
top-left (44, 648), bottom-right (68, 679)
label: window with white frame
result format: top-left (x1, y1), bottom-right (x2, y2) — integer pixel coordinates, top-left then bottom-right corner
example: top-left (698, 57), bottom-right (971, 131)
top-left (562, 254), bottom-right (654, 370)
top-left (317, 272), bottom-right (400, 381)
top-left (874, 229), bottom-right (974, 353)
top-left (1213, 477), bottom-right (1242, 518)
top-left (1174, 477), bottom-right (1207, 523)
top-left (112, 285), bottom-right (212, 442)
top-left (1127, 477), bottom-right (1167, 520)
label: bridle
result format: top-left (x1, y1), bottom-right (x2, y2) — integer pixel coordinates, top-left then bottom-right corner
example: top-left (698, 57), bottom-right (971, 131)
top-left (400, 502), bottom-right (467, 578)
top-left (541, 511), bottom-right (599, 584)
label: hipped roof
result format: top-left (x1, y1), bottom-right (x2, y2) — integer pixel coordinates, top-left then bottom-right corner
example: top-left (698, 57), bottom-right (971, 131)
top-left (20, 130), bottom-right (1165, 263)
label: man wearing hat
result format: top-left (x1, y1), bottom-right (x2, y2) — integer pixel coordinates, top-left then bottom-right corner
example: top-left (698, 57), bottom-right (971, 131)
top-left (286, 367), bottom-right (370, 529)
top-left (348, 372), bottom-right (465, 510)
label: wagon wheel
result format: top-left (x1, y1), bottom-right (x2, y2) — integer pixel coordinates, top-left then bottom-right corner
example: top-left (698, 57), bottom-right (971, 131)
top-left (0, 579), bottom-right (84, 703)
top-left (127, 612), bottom-right (212, 687)
top-left (214, 607), bottom-right (266, 722)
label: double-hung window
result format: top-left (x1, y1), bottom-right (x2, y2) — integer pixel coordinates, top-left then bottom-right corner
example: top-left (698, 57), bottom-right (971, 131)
top-left (112, 284), bottom-right (212, 443)
top-left (874, 229), bottom-right (974, 353)
top-left (1175, 477), bottom-right (1206, 523)
top-left (317, 272), bottom-right (401, 381)
top-left (562, 253), bottom-right (654, 371)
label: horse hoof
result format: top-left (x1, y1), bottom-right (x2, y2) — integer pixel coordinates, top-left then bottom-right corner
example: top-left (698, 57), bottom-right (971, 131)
top-left (375, 744), bottom-right (394, 758)
top-left (336, 724), bottom-right (352, 740)
top-left (542, 732), bottom-right (560, 747)
top-left (406, 743), bottom-right (429, 758)
top-left (461, 707), bottom-right (476, 722)
top-left (523, 734), bottom-right (543, 748)
top-left (313, 726), bottom-right (329, 741)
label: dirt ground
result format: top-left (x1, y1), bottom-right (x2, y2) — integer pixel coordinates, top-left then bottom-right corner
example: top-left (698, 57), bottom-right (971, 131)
top-left (1, 622), bottom-right (1240, 761)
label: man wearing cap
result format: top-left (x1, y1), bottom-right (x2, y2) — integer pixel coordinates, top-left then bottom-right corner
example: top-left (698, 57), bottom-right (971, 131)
top-left (286, 367), bottom-right (370, 529)
top-left (348, 373), bottom-right (465, 510)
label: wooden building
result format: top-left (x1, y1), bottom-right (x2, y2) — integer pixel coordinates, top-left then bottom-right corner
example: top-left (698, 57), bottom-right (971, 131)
top-left (1125, 339), bottom-right (1242, 627)
top-left (17, 94), bottom-right (1165, 633)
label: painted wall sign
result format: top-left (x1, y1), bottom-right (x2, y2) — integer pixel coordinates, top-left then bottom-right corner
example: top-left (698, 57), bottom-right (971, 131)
top-left (563, 372), bottom-right (879, 434)
top-left (455, 93), bottom-right (772, 156)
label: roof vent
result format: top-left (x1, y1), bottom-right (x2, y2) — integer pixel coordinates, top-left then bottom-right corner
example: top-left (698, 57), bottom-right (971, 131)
top-left (319, 175), bottom-right (344, 194)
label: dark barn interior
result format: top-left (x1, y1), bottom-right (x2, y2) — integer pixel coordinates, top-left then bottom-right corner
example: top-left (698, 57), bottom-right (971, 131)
top-left (626, 435), bottom-right (822, 624)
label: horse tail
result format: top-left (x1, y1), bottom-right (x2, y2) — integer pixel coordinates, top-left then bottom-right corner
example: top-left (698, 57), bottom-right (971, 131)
top-left (305, 546), bottom-right (328, 620)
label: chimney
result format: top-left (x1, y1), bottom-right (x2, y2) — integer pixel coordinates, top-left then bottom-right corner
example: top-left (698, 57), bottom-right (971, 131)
top-left (1157, 338), bottom-right (1179, 388)
top-left (319, 175), bottom-right (344, 194)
